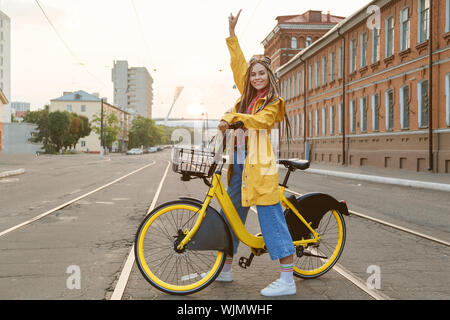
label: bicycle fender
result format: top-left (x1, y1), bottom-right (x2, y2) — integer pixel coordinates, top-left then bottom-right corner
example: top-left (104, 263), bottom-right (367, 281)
top-left (284, 193), bottom-right (349, 241)
top-left (178, 198), bottom-right (234, 256)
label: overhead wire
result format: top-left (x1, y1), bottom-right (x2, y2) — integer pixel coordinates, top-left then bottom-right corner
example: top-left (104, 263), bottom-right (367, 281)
top-left (34, 0), bottom-right (109, 88)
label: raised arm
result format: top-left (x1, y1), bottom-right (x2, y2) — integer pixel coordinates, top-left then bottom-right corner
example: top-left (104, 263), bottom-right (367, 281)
top-left (227, 10), bottom-right (247, 95)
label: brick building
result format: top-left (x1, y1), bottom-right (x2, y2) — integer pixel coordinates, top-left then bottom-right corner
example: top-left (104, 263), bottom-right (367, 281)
top-left (276, 0), bottom-right (450, 173)
top-left (262, 10), bottom-right (345, 72)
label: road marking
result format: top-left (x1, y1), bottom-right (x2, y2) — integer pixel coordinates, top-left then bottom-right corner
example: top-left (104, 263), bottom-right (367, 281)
top-left (0, 161), bottom-right (156, 239)
top-left (95, 201), bottom-right (115, 205)
top-left (112, 198), bottom-right (130, 201)
top-left (110, 160), bottom-right (171, 300)
top-left (286, 189), bottom-right (450, 247)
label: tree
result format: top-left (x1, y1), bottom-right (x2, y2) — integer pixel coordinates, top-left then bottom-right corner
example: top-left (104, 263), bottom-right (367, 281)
top-left (128, 116), bottom-right (162, 149)
top-left (91, 112), bottom-right (122, 150)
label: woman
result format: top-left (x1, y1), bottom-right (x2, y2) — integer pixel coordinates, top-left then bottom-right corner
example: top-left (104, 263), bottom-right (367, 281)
top-left (217, 9), bottom-right (296, 297)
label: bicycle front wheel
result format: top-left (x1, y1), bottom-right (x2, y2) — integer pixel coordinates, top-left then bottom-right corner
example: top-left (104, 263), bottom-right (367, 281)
top-left (293, 208), bottom-right (346, 279)
top-left (134, 201), bottom-right (226, 295)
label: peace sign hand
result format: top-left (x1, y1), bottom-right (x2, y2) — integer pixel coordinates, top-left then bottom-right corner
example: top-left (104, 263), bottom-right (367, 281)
top-left (229, 9), bottom-right (242, 37)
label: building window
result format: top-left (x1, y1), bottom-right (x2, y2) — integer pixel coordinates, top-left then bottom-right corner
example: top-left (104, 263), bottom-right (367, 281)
top-left (322, 107), bottom-right (326, 135)
top-left (418, 80), bottom-right (429, 127)
top-left (418, 0), bottom-right (430, 43)
top-left (297, 113), bottom-right (301, 137)
top-left (291, 37), bottom-right (297, 49)
top-left (309, 110), bottom-right (313, 137)
top-left (322, 56), bottom-right (327, 85)
top-left (372, 93), bottom-right (380, 131)
top-left (400, 85), bottom-right (410, 129)
top-left (338, 46), bottom-right (343, 78)
top-left (360, 96), bottom-right (367, 132)
top-left (446, 74), bottom-right (450, 126)
top-left (446, 0), bottom-right (450, 33)
top-left (292, 74), bottom-right (296, 97)
top-left (330, 105), bottom-right (335, 135)
top-left (330, 51), bottom-right (335, 81)
top-left (67, 105), bottom-right (72, 112)
top-left (360, 33), bottom-right (367, 68)
top-left (315, 61), bottom-right (320, 88)
top-left (385, 17), bottom-right (394, 58)
top-left (306, 37), bottom-right (312, 47)
top-left (372, 27), bottom-right (380, 63)
top-left (350, 38), bottom-right (357, 73)
top-left (81, 141), bottom-right (86, 147)
top-left (297, 72), bottom-right (301, 96)
top-left (81, 105), bottom-right (86, 112)
top-left (350, 99), bottom-right (356, 133)
top-left (288, 77), bottom-right (291, 100)
top-left (315, 109), bottom-right (319, 136)
top-left (302, 113), bottom-right (305, 136)
top-left (400, 7), bottom-right (410, 51)
top-left (308, 64), bottom-right (313, 90)
top-left (338, 103), bottom-right (343, 134)
top-left (385, 89), bottom-right (394, 130)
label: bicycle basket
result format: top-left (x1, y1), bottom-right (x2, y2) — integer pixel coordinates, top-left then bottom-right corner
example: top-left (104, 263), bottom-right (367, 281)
top-left (172, 147), bottom-right (218, 179)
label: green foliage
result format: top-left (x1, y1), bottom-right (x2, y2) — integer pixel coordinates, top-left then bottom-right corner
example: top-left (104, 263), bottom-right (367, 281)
top-left (128, 116), bottom-right (163, 149)
top-left (23, 107), bottom-right (91, 154)
top-left (91, 112), bottom-right (122, 149)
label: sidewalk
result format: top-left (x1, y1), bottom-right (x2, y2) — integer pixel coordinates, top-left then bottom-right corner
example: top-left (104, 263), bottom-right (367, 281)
top-left (297, 161), bottom-right (450, 193)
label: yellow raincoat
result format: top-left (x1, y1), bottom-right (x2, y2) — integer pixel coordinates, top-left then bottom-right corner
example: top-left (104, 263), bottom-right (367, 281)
top-left (221, 36), bottom-right (286, 207)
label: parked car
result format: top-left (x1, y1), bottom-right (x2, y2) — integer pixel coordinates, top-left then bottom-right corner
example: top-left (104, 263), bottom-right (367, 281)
top-left (148, 147), bottom-right (158, 153)
top-left (126, 148), bottom-right (143, 155)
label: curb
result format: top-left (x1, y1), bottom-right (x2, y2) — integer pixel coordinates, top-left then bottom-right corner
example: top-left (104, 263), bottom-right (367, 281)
top-left (305, 168), bottom-right (450, 193)
top-left (0, 169), bottom-right (25, 178)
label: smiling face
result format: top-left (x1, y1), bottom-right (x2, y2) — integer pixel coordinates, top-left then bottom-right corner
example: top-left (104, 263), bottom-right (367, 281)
top-left (250, 63), bottom-right (269, 91)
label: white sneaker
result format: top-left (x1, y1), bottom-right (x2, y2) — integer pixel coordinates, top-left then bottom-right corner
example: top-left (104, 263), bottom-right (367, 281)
top-left (260, 279), bottom-right (296, 297)
top-left (215, 270), bottom-right (233, 282)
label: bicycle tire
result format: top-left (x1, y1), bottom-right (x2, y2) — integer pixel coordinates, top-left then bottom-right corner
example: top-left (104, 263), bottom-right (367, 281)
top-left (293, 208), bottom-right (346, 279)
top-left (134, 201), bottom-right (226, 295)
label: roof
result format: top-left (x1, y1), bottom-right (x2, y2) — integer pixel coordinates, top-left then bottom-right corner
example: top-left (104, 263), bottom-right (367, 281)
top-left (276, 11), bottom-right (345, 24)
top-left (51, 90), bottom-right (101, 102)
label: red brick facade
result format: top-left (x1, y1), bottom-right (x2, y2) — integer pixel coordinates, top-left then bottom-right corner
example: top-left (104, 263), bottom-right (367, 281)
top-left (276, 0), bottom-right (450, 173)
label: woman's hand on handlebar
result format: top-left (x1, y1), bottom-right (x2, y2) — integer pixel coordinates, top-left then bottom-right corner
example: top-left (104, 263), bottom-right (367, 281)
top-left (218, 120), bottom-right (229, 135)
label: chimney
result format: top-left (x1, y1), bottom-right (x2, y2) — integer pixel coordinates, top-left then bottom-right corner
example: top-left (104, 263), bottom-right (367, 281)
top-left (92, 92), bottom-right (99, 98)
top-left (327, 11), bottom-right (331, 22)
top-left (63, 91), bottom-right (72, 96)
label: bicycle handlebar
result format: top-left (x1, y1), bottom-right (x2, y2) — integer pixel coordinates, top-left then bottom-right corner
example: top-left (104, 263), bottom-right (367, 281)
top-left (228, 121), bottom-right (244, 130)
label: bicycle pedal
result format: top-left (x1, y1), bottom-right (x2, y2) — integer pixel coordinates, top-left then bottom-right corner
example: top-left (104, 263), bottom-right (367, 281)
top-left (238, 253), bottom-right (255, 269)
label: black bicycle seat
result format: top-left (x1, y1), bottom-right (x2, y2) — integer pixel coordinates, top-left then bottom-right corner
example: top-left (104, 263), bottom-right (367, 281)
top-left (278, 159), bottom-right (310, 171)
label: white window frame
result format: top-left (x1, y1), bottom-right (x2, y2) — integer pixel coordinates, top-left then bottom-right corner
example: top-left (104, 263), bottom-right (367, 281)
top-left (418, 80), bottom-right (429, 128)
top-left (338, 46), bottom-right (343, 78)
top-left (322, 56), bottom-right (327, 85)
top-left (67, 105), bottom-right (72, 112)
top-left (322, 107), bottom-right (327, 135)
top-left (385, 89), bottom-right (394, 130)
top-left (446, 0), bottom-right (450, 33)
top-left (315, 61), bottom-right (320, 88)
top-left (400, 85), bottom-right (410, 129)
top-left (297, 72), bottom-right (301, 96)
top-left (400, 7), bottom-right (410, 51)
top-left (350, 100), bottom-right (356, 133)
top-left (291, 37), bottom-right (297, 49)
top-left (385, 16), bottom-right (394, 58)
top-left (308, 64), bottom-right (313, 90)
top-left (446, 73), bottom-right (450, 126)
top-left (372, 93), bottom-right (379, 131)
top-left (330, 105), bottom-right (335, 135)
top-left (418, 0), bottom-right (430, 43)
top-left (330, 51), bottom-right (335, 81)
top-left (297, 113), bottom-right (301, 137)
top-left (360, 33), bottom-right (367, 68)
top-left (302, 113), bottom-right (305, 136)
top-left (338, 103), bottom-right (343, 134)
top-left (315, 108), bottom-right (319, 136)
top-left (350, 38), bottom-right (357, 73)
top-left (372, 27), bottom-right (380, 63)
top-left (306, 37), bottom-right (312, 47)
top-left (309, 110), bottom-right (313, 137)
top-left (292, 74), bottom-right (296, 97)
top-left (360, 96), bottom-right (367, 132)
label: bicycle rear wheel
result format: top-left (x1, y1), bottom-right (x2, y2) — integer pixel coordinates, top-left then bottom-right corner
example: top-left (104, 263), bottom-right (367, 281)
top-left (293, 208), bottom-right (346, 279)
top-left (134, 201), bottom-right (226, 295)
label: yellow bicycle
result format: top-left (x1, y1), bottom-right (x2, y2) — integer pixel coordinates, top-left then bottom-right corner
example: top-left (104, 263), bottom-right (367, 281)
top-left (134, 123), bottom-right (349, 295)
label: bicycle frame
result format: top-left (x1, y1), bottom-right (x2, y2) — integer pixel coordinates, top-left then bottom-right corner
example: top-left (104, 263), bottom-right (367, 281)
top-left (176, 171), bottom-right (320, 252)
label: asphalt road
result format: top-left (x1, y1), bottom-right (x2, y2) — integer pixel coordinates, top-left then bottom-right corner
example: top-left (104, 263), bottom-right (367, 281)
top-left (0, 150), bottom-right (448, 300)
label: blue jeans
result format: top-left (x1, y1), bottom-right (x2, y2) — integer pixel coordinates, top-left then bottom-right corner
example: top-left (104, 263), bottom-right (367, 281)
top-left (220, 151), bottom-right (295, 261)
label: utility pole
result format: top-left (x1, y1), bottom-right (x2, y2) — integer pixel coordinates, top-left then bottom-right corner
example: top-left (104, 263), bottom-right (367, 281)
top-left (100, 98), bottom-right (104, 158)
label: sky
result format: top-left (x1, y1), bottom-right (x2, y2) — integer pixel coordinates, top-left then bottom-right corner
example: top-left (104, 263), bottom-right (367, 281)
top-left (1, 0), bottom-right (371, 119)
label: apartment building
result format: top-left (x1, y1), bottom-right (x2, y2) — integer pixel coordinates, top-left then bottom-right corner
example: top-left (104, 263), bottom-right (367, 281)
top-left (50, 90), bottom-right (130, 153)
top-left (262, 10), bottom-right (345, 72)
top-left (0, 10), bottom-right (11, 124)
top-left (111, 60), bottom-right (153, 120)
top-left (276, 0), bottom-right (450, 173)
top-left (0, 88), bottom-right (8, 151)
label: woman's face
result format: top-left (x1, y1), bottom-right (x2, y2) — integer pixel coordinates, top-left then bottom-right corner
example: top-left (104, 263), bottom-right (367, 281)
top-left (250, 63), bottom-right (269, 91)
